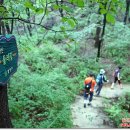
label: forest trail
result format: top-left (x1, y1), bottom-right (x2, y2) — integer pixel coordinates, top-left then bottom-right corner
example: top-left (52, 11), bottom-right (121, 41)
top-left (71, 84), bottom-right (130, 128)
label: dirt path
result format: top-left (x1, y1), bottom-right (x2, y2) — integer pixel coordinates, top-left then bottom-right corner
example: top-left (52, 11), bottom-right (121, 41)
top-left (71, 84), bottom-right (130, 128)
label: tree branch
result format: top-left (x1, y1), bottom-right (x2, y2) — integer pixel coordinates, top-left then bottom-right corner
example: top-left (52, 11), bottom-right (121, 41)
top-left (0, 17), bottom-right (76, 32)
top-left (39, 0), bottom-right (48, 25)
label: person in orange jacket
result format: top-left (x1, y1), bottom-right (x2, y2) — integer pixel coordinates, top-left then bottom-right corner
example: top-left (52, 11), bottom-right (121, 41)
top-left (83, 72), bottom-right (96, 108)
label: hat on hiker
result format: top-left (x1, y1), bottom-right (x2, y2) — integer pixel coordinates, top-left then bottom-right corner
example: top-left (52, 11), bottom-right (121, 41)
top-left (100, 69), bottom-right (105, 74)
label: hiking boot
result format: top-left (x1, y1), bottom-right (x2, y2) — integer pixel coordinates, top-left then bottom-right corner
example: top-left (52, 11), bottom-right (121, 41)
top-left (111, 83), bottom-right (114, 89)
top-left (84, 104), bottom-right (86, 108)
top-left (88, 102), bottom-right (91, 106)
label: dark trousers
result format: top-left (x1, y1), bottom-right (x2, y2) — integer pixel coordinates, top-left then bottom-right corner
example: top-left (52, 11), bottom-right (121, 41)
top-left (96, 83), bottom-right (103, 96)
top-left (84, 91), bottom-right (93, 102)
top-left (114, 77), bottom-right (121, 84)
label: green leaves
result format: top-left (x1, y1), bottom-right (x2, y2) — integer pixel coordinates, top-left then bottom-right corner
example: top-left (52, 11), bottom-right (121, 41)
top-left (69, 0), bottom-right (84, 7)
top-left (10, 40), bottom-right (82, 128)
top-left (0, 6), bottom-right (8, 17)
top-left (62, 17), bottom-right (77, 28)
top-left (100, 9), bottom-right (107, 14)
top-left (105, 93), bottom-right (130, 127)
top-left (106, 13), bottom-right (115, 24)
top-left (53, 4), bottom-right (73, 13)
top-left (60, 26), bottom-right (65, 31)
top-left (24, 1), bottom-right (35, 11)
top-left (77, 0), bottom-right (85, 7)
top-left (35, 8), bottom-right (44, 14)
top-left (96, 0), bottom-right (123, 24)
top-left (100, 9), bottom-right (115, 24)
top-left (67, 19), bottom-right (76, 28)
top-left (24, 1), bottom-right (44, 14)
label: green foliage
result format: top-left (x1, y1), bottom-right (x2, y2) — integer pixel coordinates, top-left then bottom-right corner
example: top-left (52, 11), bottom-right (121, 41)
top-left (69, 0), bottom-right (85, 7)
top-left (121, 68), bottom-right (130, 82)
top-left (103, 22), bottom-right (130, 82)
top-left (53, 33), bottom-right (65, 44)
top-left (62, 17), bottom-right (77, 29)
top-left (91, 0), bottom-right (124, 24)
top-left (9, 35), bottom-right (95, 128)
top-left (23, 43), bottom-right (68, 74)
top-left (4, 0), bottom-right (130, 128)
top-left (9, 31), bottom-right (106, 128)
top-left (106, 13), bottom-right (115, 24)
top-left (104, 92), bottom-right (130, 128)
top-left (9, 62), bottom-right (75, 128)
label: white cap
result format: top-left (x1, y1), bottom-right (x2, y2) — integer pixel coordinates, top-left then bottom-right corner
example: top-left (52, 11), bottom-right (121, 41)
top-left (100, 69), bottom-right (105, 74)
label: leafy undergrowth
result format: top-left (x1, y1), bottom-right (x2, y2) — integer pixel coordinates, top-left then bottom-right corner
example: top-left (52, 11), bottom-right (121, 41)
top-left (8, 5), bottom-right (130, 128)
top-left (104, 92), bottom-right (130, 128)
top-left (9, 41), bottom-right (102, 128)
top-left (103, 22), bottom-right (130, 82)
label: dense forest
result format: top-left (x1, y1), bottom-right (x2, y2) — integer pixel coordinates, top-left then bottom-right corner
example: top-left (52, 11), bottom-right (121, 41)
top-left (0, 0), bottom-right (130, 128)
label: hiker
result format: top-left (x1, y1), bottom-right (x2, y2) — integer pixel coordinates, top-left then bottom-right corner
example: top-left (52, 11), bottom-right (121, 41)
top-left (83, 72), bottom-right (96, 108)
top-left (111, 66), bottom-right (123, 89)
top-left (95, 69), bottom-right (109, 96)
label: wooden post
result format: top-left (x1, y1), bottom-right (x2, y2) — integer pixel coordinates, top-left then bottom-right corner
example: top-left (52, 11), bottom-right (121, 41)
top-left (0, 84), bottom-right (13, 128)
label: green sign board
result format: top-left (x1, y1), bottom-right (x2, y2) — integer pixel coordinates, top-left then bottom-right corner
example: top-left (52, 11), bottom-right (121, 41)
top-left (0, 35), bottom-right (18, 84)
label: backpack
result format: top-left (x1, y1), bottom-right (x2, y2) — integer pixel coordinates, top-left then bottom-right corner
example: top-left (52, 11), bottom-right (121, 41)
top-left (84, 80), bottom-right (92, 93)
top-left (113, 69), bottom-right (119, 77)
top-left (96, 74), bottom-right (103, 84)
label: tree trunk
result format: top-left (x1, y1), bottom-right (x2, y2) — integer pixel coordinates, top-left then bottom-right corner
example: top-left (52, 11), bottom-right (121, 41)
top-left (56, 0), bottom-right (64, 17)
top-left (26, 8), bottom-right (32, 36)
top-left (124, 0), bottom-right (130, 24)
top-left (94, 6), bottom-right (102, 48)
top-left (94, 26), bottom-right (101, 48)
top-left (0, 84), bottom-right (13, 128)
top-left (97, 13), bottom-right (106, 60)
top-left (10, 12), bottom-right (14, 34)
top-left (96, 2), bottom-right (107, 61)
top-left (5, 22), bottom-right (11, 34)
top-left (1, 21), bottom-right (5, 35)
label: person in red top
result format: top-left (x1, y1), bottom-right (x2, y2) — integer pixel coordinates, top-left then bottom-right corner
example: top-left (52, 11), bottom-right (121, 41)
top-left (83, 72), bottom-right (96, 108)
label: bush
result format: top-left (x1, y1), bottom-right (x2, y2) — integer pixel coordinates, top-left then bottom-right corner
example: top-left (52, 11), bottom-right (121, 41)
top-left (104, 92), bottom-right (130, 128)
